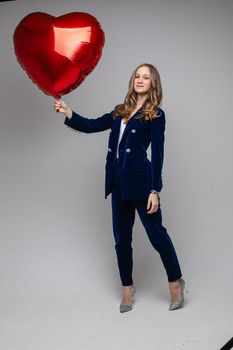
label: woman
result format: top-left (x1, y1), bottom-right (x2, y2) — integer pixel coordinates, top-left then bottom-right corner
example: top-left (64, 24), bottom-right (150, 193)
top-left (54, 63), bottom-right (187, 313)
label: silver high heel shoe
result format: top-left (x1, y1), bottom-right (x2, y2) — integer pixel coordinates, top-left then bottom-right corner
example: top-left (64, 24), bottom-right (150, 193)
top-left (120, 285), bottom-right (136, 313)
top-left (169, 278), bottom-right (188, 311)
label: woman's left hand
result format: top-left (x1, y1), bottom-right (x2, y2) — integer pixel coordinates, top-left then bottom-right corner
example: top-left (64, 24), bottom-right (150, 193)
top-left (147, 193), bottom-right (159, 214)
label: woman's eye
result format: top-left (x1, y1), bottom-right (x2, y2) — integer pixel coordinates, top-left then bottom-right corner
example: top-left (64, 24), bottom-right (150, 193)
top-left (135, 76), bottom-right (149, 79)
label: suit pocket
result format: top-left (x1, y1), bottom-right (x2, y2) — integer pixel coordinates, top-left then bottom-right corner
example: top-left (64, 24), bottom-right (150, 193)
top-left (130, 167), bottom-right (149, 173)
top-left (127, 155), bottom-right (151, 172)
top-left (129, 162), bottom-right (151, 172)
top-left (124, 170), bottom-right (150, 193)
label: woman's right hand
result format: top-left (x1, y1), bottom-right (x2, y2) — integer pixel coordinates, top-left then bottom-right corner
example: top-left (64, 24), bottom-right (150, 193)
top-left (54, 99), bottom-right (72, 119)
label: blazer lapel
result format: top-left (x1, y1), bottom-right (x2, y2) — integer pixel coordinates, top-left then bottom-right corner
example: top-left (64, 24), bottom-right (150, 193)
top-left (112, 117), bottom-right (122, 141)
top-left (112, 108), bottom-right (142, 147)
top-left (120, 117), bottom-right (137, 142)
top-left (119, 108), bottom-right (142, 144)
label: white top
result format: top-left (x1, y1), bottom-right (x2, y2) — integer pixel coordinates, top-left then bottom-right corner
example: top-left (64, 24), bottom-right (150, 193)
top-left (116, 119), bottom-right (126, 159)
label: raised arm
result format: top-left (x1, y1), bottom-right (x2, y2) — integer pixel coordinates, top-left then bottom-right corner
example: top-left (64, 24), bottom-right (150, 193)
top-left (54, 99), bottom-right (113, 133)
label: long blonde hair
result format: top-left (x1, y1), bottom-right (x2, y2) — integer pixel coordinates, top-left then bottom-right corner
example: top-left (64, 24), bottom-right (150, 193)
top-left (113, 63), bottom-right (163, 122)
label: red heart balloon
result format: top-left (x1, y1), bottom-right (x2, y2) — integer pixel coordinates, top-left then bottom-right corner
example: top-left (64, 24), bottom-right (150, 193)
top-left (13, 12), bottom-right (105, 98)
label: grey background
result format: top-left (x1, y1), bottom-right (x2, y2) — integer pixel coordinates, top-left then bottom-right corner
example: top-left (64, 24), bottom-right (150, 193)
top-left (0, 0), bottom-right (232, 349)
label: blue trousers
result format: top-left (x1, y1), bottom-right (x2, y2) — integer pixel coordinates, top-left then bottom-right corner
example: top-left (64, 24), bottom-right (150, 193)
top-left (111, 158), bottom-right (182, 286)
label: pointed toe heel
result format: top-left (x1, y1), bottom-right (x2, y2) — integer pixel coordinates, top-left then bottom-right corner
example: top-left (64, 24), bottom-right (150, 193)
top-left (169, 278), bottom-right (188, 311)
top-left (120, 304), bottom-right (133, 313)
top-left (119, 286), bottom-right (136, 313)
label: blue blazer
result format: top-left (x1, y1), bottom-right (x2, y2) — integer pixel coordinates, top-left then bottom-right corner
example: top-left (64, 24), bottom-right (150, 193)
top-left (64, 107), bottom-right (165, 200)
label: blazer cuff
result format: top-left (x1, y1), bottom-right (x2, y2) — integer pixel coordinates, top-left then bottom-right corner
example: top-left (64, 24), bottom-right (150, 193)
top-left (150, 189), bottom-right (160, 195)
top-left (64, 111), bottom-right (74, 125)
top-left (64, 111), bottom-right (82, 133)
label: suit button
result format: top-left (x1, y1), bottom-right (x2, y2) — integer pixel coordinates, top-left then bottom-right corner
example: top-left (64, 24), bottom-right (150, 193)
top-left (131, 129), bottom-right (136, 133)
top-left (108, 148), bottom-right (112, 152)
top-left (126, 148), bottom-right (131, 153)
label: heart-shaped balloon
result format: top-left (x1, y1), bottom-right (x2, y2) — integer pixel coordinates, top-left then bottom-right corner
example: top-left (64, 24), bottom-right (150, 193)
top-left (13, 12), bottom-right (105, 98)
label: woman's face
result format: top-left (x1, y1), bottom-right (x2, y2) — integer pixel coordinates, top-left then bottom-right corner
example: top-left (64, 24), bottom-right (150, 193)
top-left (134, 66), bottom-right (152, 95)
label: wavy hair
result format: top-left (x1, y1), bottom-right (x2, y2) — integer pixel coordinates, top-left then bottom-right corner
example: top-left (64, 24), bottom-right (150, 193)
top-left (113, 63), bottom-right (163, 122)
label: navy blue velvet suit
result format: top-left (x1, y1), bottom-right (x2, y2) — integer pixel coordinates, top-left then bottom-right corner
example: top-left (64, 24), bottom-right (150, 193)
top-left (64, 107), bottom-right (164, 200)
top-left (64, 108), bottom-right (182, 286)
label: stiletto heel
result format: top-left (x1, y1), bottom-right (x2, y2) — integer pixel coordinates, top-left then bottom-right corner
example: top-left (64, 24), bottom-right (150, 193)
top-left (119, 285), bottom-right (136, 313)
top-left (183, 281), bottom-right (189, 294)
top-left (169, 278), bottom-right (187, 311)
